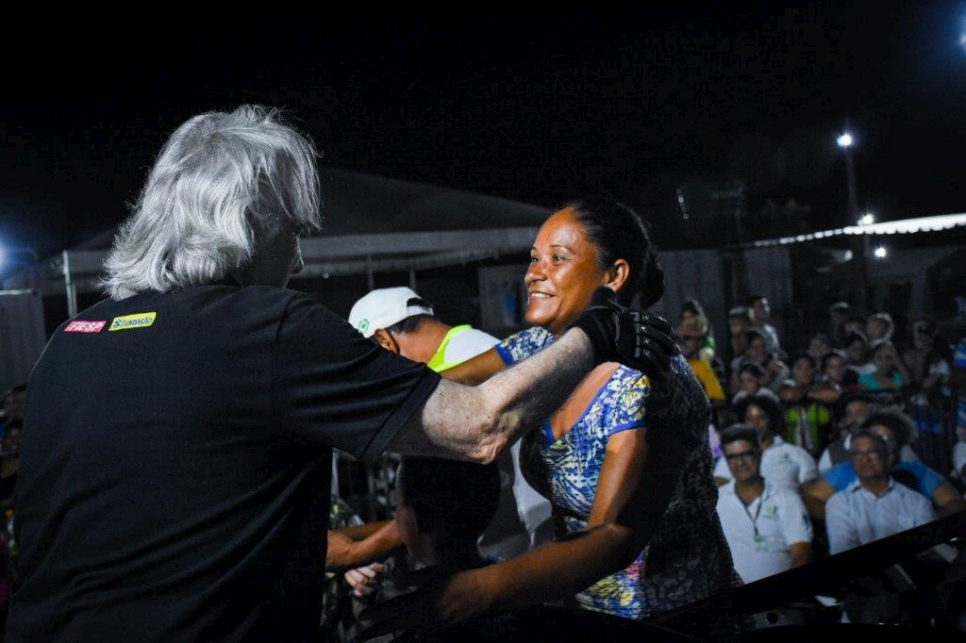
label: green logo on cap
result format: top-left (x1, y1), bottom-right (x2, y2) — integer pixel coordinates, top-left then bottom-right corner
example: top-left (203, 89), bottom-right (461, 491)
top-left (358, 319), bottom-right (369, 333)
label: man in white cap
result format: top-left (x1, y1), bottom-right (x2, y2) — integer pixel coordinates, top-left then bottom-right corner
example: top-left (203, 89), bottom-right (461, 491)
top-left (348, 287), bottom-right (503, 373)
top-left (342, 286), bottom-right (553, 561)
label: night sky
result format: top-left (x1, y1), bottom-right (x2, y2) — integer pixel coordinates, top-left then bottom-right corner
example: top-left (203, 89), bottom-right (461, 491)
top-left (2, 1), bottom-right (964, 265)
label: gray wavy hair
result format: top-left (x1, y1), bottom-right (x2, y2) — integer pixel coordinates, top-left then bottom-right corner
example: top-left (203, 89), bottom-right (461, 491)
top-left (101, 105), bottom-right (322, 299)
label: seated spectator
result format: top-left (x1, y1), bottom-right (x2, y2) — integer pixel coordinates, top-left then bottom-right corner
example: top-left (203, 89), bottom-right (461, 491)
top-left (727, 306), bottom-right (753, 377)
top-left (823, 428), bottom-right (938, 627)
top-left (741, 329), bottom-right (790, 396)
top-left (865, 312), bottom-right (896, 350)
top-left (902, 316), bottom-right (956, 477)
top-left (802, 408), bottom-right (966, 521)
top-left (842, 315), bottom-right (869, 344)
top-left (679, 298), bottom-right (717, 367)
top-left (747, 295), bottom-right (781, 357)
top-left (779, 353), bottom-right (832, 459)
top-left (820, 349), bottom-right (859, 395)
top-left (825, 428), bottom-right (935, 556)
top-left (827, 301), bottom-right (852, 348)
top-left (676, 314), bottom-right (730, 439)
top-left (842, 331), bottom-right (874, 381)
top-left (952, 332), bottom-right (966, 488)
top-left (953, 425), bottom-right (966, 493)
top-left (714, 394), bottom-right (818, 492)
top-left (817, 392), bottom-right (878, 472)
top-left (731, 362), bottom-right (780, 409)
top-left (805, 332), bottom-right (833, 370)
top-left (856, 341), bottom-right (908, 406)
top-left (715, 424), bottom-right (813, 583)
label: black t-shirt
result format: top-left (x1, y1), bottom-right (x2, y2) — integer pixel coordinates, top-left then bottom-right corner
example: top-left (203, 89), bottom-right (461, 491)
top-left (6, 285), bottom-right (439, 643)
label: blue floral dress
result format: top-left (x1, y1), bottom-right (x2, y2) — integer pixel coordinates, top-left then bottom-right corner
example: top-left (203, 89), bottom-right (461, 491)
top-left (496, 326), bottom-right (739, 620)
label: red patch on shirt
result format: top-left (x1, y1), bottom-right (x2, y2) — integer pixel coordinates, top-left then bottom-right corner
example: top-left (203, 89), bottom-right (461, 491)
top-left (64, 320), bottom-right (107, 333)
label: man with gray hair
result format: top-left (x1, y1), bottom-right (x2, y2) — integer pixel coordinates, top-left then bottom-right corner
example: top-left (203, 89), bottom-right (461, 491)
top-left (825, 428), bottom-right (935, 556)
top-left (6, 105), bottom-right (674, 642)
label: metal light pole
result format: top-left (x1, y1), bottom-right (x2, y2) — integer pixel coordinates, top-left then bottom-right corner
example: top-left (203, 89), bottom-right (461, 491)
top-left (837, 132), bottom-right (867, 312)
top-left (837, 133), bottom-right (859, 221)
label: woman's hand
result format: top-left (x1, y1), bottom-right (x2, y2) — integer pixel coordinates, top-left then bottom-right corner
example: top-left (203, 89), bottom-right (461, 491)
top-left (357, 566), bottom-right (491, 639)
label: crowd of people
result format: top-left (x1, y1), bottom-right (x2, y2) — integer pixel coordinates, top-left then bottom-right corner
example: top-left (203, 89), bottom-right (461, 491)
top-left (1, 103), bottom-right (964, 642)
top-left (672, 293), bottom-right (966, 617)
top-left (318, 279), bottom-right (966, 637)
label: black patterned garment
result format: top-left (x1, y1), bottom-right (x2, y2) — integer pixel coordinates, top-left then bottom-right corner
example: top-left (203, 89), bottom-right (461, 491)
top-left (498, 326), bottom-right (741, 619)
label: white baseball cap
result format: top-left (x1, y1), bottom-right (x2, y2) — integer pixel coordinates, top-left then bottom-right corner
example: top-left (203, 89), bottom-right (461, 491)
top-left (348, 287), bottom-right (435, 338)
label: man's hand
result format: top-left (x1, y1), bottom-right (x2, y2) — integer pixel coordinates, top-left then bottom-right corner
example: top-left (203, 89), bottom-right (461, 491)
top-left (567, 286), bottom-right (678, 380)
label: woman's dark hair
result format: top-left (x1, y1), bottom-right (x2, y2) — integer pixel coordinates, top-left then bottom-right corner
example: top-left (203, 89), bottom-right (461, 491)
top-left (564, 197), bottom-right (665, 308)
top-left (820, 349), bottom-right (847, 372)
top-left (737, 393), bottom-right (784, 435)
top-left (737, 361), bottom-right (766, 379)
top-left (870, 341), bottom-right (898, 364)
top-left (844, 330), bottom-right (869, 347)
top-left (745, 328), bottom-right (768, 346)
top-left (790, 352), bottom-right (816, 371)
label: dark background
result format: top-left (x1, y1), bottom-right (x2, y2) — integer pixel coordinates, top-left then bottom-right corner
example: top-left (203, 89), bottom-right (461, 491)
top-left (2, 1), bottom-right (964, 264)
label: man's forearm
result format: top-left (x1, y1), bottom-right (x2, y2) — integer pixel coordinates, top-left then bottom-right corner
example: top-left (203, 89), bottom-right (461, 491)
top-left (391, 329), bottom-right (595, 462)
top-left (326, 521), bottom-right (402, 569)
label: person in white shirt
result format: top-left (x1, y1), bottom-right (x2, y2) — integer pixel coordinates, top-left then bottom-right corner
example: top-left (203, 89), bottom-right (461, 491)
top-left (715, 424), bottom-right (813, 583)
top-left (825, 429), bottom-right (935, 555)
top-left (714, 393), bottom-right (818, 492)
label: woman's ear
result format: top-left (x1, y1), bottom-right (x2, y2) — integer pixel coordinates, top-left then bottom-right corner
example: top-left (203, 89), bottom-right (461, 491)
top-left (605, 258), bottom-right (631, 292)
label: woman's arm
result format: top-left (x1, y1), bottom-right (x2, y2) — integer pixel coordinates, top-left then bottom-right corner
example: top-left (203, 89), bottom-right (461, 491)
top-left (437, 347), bottom-right (507, 385)
top-left (418, 420), bottom-right (688, 624)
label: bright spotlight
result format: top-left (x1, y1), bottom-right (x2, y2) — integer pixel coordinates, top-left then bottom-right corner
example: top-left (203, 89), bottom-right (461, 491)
top-left (837, 133), bottom-right (853, 148)
top-left (858, 213), bottom-right (875, 226)
top-left (874, 246), bottom-right (887, 259)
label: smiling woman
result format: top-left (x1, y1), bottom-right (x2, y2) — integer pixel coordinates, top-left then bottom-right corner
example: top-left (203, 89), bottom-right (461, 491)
top-left (359, 197), bottom-right (738, 639)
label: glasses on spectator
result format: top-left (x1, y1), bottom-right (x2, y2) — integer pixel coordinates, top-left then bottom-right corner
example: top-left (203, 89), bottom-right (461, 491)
top-left (724, 450), bottom-right (758, 461)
